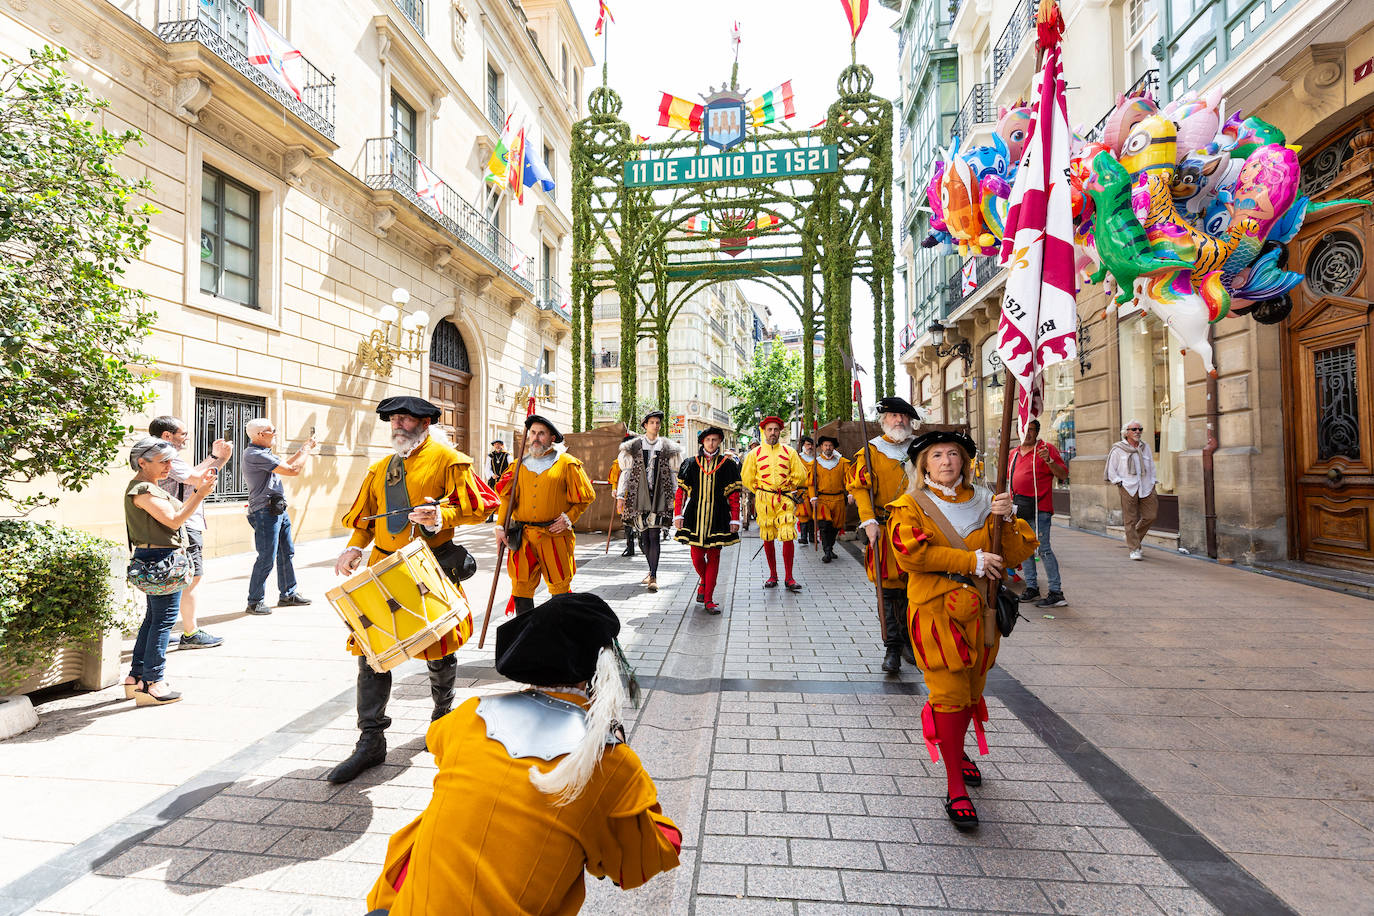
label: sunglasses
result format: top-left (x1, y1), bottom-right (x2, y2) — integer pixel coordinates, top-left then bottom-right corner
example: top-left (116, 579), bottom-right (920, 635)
top-left (1126, 427), bottom-right (1143, 432)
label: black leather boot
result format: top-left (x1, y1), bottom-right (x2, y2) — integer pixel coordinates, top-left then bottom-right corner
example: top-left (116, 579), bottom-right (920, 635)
top-left (884, 588), bottom-right (916, 665)
top-left (329, 658), bottom-right (391, 783)
top-left (882, 646), bottom-right (902, 673)
top-left (621, 525), bottom-right (636, 556)
top-left (512, 596), bottom-right (536, 615)
top-left (428, 655), bottom-right (458, 721)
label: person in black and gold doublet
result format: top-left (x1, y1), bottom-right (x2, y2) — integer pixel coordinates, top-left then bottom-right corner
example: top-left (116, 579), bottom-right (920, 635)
top-left (673, 427), bottom-right (742, 615)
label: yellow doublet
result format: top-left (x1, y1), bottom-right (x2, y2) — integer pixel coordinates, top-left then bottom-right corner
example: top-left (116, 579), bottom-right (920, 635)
top-left (797, 455), bottom-right (815, 522)
top-left (846, 440), bottom-right (911, 588)
top-left (887, 487), bottom-right (1036, 711)
top-left (339, 437), bottom-right (497, 659)
top-left (367, 693), bottom-right (681, 915)
top-left (808, 456), bottom-right (851, 527)
top-left (740, 442), bottom-right (808, 541)
top-left (496, 452), bottom-right (596, 598)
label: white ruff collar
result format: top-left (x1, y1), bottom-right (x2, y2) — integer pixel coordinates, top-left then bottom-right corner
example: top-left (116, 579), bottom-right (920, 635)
top-left (817, 454), bottom-right (841, 469)
top-left (523, 446), bottom-right (563, 475)
top-left (868, 435), bottom-right (911, 463)
top-left (924, 475), bottom-right (962, 498)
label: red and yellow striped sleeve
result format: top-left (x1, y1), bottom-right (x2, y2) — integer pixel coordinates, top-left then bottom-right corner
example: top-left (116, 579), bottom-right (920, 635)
top-left (563, 456), bottom-right (597, 524)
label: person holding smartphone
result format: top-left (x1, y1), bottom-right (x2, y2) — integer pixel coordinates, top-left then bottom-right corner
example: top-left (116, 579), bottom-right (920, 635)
top-left (242, 418), bottom-right (315, 615)
top-left (1009, 419), bottom-right (1069, 608)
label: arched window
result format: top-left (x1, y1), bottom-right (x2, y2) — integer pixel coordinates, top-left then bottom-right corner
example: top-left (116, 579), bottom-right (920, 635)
top-left (429, 319), bottom-right (470, 372)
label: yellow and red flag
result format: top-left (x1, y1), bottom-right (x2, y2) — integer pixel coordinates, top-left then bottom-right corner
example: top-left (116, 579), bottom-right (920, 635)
top-left (507, 126), bottom-right (526, 204)
top-left (658, 93), bottom-right (704, 132)
top-left (594, 0), bottom-right (614, 37)
top-left (840, 0), bottom-right (869, 40)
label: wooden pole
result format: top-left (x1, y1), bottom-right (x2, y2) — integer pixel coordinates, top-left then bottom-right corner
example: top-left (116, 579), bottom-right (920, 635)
top-left (853, 381), bottom-right (888, 643)
top-left (478, 397), bottom-right (535, 648)
top-left (986, 367), bottom-right (1017, 646)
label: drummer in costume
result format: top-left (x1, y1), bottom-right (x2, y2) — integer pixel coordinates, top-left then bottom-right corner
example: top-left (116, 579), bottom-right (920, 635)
top-left (796, 436), bottom-right (816, 546)
top-left (364, 593), bottom-right (682, 915)
top-left (607, 433), bottom-right (636, 558)
top-left (886, 429), bottom-right (1036, 828)
top-left (494, 415), bottom-right (596, 614)
top-left (673, 426), bottom-right (742, 615)
top-left (616, 410), bottom-right (682, 593)
top-left (847, 396), bottom-right (922, 674)
top-left (808, 436), bottom-right (851, 564)
top-left (331, 396), bottom-right (500, 784)
top-left (740, 417), bottom-right (809, 591)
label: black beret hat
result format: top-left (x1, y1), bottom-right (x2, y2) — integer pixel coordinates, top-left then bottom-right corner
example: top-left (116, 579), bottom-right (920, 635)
top-left (817, 435), bottom-right (839, 448)
top-left (377, 396), bottom-right (441, 421)
top-left (698, 425), bottom-right (726, 443)
top-left (875, 396), bottom-right (920, 419)
top-left (524, 414), bottom-right (563, 443)
top-left (907, 429), bottom-right (978, 464)
top-left (641, 409), bottom-right (665, 427)
top-left (495, 593), bottom-right (621, 686)
top-left (799, 436), bottom-right (815, 447)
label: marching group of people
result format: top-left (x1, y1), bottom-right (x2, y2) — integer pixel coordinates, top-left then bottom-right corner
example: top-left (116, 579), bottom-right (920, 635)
top-left (117, 390), bottom-right (1171, 912)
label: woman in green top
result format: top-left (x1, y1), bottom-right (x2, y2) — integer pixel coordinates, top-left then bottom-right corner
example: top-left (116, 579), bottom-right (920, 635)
top-left (124, 438), bottom-right (216, 706)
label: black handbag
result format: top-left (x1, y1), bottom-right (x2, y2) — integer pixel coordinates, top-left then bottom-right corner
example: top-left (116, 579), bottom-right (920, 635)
top-left (994, 583), bottom-right (1025, 637)
top-left (1012, 494), bottom-right (1037, 523)
top-left (429, 539), bottom-right (477, 583)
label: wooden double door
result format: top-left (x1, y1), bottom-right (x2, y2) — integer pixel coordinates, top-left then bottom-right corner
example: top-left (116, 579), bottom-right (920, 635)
top-left (1284, 138), bottom-right (1374, 572)
top-left (429, 364), bottom-right (471, 454)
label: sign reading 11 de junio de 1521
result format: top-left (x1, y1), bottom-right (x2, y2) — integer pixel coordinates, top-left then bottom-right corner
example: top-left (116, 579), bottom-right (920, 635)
top-left (624, 145), bottom-right (839, 188)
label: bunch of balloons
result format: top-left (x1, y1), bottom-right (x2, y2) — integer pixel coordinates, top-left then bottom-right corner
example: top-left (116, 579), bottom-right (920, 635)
top-left (1068, 86), bottom-right (1368, 375)
top-left (923, 104), bottom-right (1032, 257)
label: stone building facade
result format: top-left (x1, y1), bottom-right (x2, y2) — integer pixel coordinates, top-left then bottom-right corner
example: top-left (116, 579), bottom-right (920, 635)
top-left (3, 0), bottom-right (590, 553)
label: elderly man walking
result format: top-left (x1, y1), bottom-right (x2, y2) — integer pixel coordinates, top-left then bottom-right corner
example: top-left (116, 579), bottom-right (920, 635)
top-left (1106, 419), bottom-right (1158, 561)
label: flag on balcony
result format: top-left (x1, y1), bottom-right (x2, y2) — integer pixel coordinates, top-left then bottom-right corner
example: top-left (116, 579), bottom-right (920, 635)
top-left (658, 93), bottom-right (704, 132)
top-left (414, 158), bottom-right (445, 216)
top-left (558, 290), bottom-right (572, 319)
top-left (522, 143), bottom-right (555, 193)
top-left (510, 250), bottom-right (529, 278)
top-left (961, 258), bottom-right (977, 295)
top-left (507, 126), bottom-right (527, 204)
top-left (840, 0), bottom-right (869, 41)
top-left (749, 81), bottom-right (795, 127)
top-left (595, 0), bottom-right (614, 37)
top-left (485, 114), bottom-right (512, 186)
top-left (246, 8), bottom-right (304, 103)
top-left (994, 11), bottom-right (1076, 430)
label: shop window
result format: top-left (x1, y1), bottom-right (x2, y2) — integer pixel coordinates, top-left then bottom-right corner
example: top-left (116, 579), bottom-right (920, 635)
top-left (1042, 360), bottom-right (1076, 490)
top-left (944, 359), bottom-right (967, 425)
top-left (1118, 312), bottom-right (1185, 495)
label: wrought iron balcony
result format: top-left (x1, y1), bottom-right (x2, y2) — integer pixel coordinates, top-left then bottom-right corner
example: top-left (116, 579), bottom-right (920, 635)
top-left (952, 83), bottom-right (992, 144)
top-left (1087, 70), bottom-right (1159, 141)
top-left (157, 0), bottom-right (336, 140)
top-left (594, 302), bottom-right (620, 320)
top-left (712, 407), bottom-right (733, 425)
top-left (487, 92), bottom-right (504, 132)
top-left (592, 399), bottom-right (619, 417)
top-left (948, 0), bottom-right (963, 23)
top-left (597, 350), bottom-right (620, 368)
top-left (536, 277), bottom-right (569, 321)
top-left (363, 137), bottom-right (534, 291)
top-left (393, 0), bottom-right (425, 35)
top-left (709, 316), bottom-right (728, 338)
top-left (735, 341), bottom-right (749, 360)
top-left (992, 0), bottom-right (1036, 87)
top-left (709, 361), bottom-right (727, 380)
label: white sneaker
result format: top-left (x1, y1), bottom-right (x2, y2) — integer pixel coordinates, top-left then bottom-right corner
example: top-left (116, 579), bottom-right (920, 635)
top-left (1129, 549), bottom-right (1143, 561)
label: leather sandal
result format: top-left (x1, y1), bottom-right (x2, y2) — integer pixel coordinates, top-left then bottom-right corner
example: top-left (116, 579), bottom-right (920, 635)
top-left (961, 753), bottom-right (983, 787)
top-left (134, 681), bottom-right (183, 707)
top-left (696, 585), bottom-right (705, 603)
top-left (704, 601), bottom-right (721, 615)
top-left (944, 794), bottom-right (979, 829)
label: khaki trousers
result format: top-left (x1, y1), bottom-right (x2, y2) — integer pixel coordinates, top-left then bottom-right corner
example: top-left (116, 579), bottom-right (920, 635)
top-left (1118, 485), bottom-right (1158, 551)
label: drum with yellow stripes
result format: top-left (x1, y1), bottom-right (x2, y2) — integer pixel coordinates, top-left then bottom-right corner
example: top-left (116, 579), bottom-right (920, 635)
top-left (326, 540), bottom-right (471, 673)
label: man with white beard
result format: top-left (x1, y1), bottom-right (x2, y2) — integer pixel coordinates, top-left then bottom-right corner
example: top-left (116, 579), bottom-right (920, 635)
top-left (329, 396), bottom-right (499, 784)
top-left (847, 396), bottom-right (924, 674)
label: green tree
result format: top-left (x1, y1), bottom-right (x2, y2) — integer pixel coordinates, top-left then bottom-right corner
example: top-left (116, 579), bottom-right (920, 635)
top-left (0, 47), bottom-right (156, 513)
top-left (714, 338), bottom-right (826, 437)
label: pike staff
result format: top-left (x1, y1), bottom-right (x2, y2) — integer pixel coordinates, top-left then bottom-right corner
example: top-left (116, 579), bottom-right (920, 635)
top-left (478, 396), bottom-right (536, 649)
top-left (811, 420), bottom-right (820, 553)
top-left (853, 380), bottom-right (888, 643)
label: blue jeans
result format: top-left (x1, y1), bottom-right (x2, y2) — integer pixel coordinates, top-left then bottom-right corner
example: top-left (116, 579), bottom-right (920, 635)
top-left (247, 508), bottom-right (299, 604)
top-left (1020, 509), bottom-right (1061, 593)
top-left (129, 549), bottom-right (183, 684)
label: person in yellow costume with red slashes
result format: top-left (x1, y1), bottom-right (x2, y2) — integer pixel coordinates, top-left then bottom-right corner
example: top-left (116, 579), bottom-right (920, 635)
top-left (494, 414), bottom-right (596, 615)
top-left (330, 396), bottom-right (500, 784)
top-left (364, 592), bottom-right (681, 916)
top-left (740, 416), bottom-right (809, 590)
top-left (886, 429), bottom-right (1036, 830)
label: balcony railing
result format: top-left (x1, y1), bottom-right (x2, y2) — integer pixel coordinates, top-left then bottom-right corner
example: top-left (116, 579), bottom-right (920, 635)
top-left (394, 0), bottom-right (425, 35)
top-left (952, 83), bottom-right (992, 144)
top-left (1088, 70), bottom-right (1160, 141)
top-left (709, 361), bottom-right (727, 379)
top-left (948, 0), bottom-right (963, 23)
top-left (712, 407), bottom-right (733, 425)
top-left (487, 91), bottom-right (504, 131)
top-left (363, 137), bottom-right (533, 290)
top-left (735, 341), bottom-right (748, 360)
top-left (597, 350), bottom-right (620, 369)
top-left (158, 0), bottom-right (336, 140)
top-left (536, 277), bottom-right (569, 321)
top-left (709, 316), bottom-right (728, 338)
top-left (992, 0), bottom-right (1036, 87)
top-left (592, 400), bottom-right (619, 417)
top-left (594, 303), bottom-right (620, 320)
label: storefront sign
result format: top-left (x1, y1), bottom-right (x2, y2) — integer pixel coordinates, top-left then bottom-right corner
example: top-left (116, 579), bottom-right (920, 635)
top-left (624, 145), bottom-right (838, 188)
top-left (670, 414), bottom-right (686, 435)
top-left (1355, 57), bottom-right (1373, 84)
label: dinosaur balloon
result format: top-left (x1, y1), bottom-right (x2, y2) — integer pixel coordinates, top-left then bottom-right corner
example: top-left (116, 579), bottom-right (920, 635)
top-left (1081, 151), bottom-right (1185, 305)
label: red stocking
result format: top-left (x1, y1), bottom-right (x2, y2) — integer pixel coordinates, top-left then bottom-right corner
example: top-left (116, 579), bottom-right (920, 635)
top-left (763, 540), bottom-right (777, 578)
top-left (931, 708), bottom-right (974, 805)
top-left (782, 540), bottom-right (795, 580)
top-left (689, 545), bottom-right (708, 580)
top-left (702, 548), bottom-right (721, 603)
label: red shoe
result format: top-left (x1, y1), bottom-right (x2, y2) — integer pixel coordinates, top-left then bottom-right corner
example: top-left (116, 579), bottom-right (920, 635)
top-left (784, 578), bottom-right (803, 592)
top-left (763, 577), bottom-right (779, 588)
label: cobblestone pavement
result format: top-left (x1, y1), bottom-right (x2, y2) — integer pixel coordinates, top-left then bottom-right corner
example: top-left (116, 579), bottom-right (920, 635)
top-left (0, 523), bottom-right (1345, 914)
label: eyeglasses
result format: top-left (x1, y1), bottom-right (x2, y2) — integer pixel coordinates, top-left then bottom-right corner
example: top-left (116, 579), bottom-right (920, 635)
top-left (1126, 427), bottom-right (1143, 432)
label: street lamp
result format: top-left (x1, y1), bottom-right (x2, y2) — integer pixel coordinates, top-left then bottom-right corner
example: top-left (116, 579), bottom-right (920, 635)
top-left (927, 320), bottom-right (973, 374)
top-left (358, 288), bottom-right (430, 377)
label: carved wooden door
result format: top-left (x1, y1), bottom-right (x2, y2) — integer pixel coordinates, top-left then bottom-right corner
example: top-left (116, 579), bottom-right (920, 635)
top-left (428, 319), bottom-right (472, 454)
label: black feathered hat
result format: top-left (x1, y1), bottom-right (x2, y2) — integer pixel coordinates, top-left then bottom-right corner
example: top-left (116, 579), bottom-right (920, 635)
top-left (641, 409), bottom-right (665, 428)
top-left (906, 429), bottom-right (977, 464)
top-left (875, 396), bottom-right (920, 419)
top-left (495, 593), bottom-right (620, 686)
top-left (376, 396), bottom-right (441, 421)
top-left (524, 414), bottom-right (563, 443)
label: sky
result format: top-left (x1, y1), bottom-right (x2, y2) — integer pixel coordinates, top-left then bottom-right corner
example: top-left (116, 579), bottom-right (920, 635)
top-left (570, 0), bottom-right (902, 380)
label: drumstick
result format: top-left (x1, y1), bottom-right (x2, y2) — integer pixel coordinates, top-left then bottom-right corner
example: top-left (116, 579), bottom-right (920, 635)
top-left (360, 497), bottom-right (452, 521)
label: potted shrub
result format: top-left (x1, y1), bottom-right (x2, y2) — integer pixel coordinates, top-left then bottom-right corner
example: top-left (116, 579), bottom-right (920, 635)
top-left (0, 519), bottom-right (133, 695)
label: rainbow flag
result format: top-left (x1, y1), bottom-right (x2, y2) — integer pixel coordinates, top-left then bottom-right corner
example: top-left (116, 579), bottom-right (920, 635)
top-left (749, 81), bottom-right (795, 127)
top-left (658, 93), bottom-right (704, 132)
top-left (840, 0), bottom-right (869, 40)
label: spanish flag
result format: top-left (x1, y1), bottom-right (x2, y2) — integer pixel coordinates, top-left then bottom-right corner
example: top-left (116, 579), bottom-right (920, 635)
top-left (749, 81), bottom-right (795, 127)
top-left (840, 0), bottom-right (869, 40)
top-left (658, 93), bottom-right (704, 132)
top-left (507, 126), bottom-right (526, 204)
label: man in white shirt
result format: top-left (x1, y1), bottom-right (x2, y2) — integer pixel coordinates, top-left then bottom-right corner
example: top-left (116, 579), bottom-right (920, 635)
top-left (150, 416), bottom-right (232, 648)
top-left (616, 410), bottom-right (682, 592)
top-left (1105, 418), bottom-right (1158, 560)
